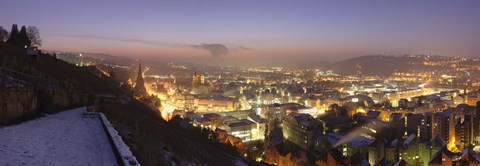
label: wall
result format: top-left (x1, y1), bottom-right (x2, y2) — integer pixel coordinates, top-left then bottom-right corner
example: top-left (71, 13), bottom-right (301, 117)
top-left (0, 87), bottom-right (37, 124)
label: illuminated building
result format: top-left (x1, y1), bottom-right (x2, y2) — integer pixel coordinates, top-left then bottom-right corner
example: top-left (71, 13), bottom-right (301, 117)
top-left (174, 94), bottom-right (195, 111)
top-left (261, 103), bottom-right (305, 130)
top-left (399, 134), bottom-right (420, 165)
top-left (192, 69), bottom-right (205, 85)
top-left (384, 139), bottom-right (399, 163)
top-left (432, 109), bottom-right (462, 147)
top-left (465, 90), bottom-right (480, 106)
top-left (187, 113), bottom-right (211, 127)
top-left (190, 70), bottom-right (210, 95)
top-left (419, 135), bottom-right (447, 166)
top-left (220, 119), bottom-right (255, 142)
top-left (368, 139), bottom-right (386, 165)
top-left (369, 132), bottom-right (422, 165)
top-left (455, 114), bottom-right (473, 150)
top-left (282, 113), bottom-right (318, 150)
top-left (385, 88), bottom-right (434, 107)
top-left (202, 113), bottom-right (222, 128)
top-left (194, 98), bottom-right (235, 112)
top-left (247, 114), bottom-right (267, 140)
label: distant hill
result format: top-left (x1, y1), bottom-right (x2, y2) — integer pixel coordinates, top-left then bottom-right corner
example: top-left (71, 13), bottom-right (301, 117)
top-left (80, 52), bottom-right (135, 64)
top-left (45, 50), bottom-right (136, 66)
top-left (326, 55), bottom-right (430, 76)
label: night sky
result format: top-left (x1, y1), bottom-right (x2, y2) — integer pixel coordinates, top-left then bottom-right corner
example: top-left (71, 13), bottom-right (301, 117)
top-left (1, 0), bottom-right (480, 62)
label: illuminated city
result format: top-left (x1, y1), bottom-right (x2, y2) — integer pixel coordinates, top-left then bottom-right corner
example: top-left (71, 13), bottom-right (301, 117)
top-left (2, 1), bottom-right (480, 166)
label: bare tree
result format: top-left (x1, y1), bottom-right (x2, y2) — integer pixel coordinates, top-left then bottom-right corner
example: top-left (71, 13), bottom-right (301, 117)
top-left (26, 26), bottom-right (42, 47)
top-left (0, 26), bottom-right (8, 42)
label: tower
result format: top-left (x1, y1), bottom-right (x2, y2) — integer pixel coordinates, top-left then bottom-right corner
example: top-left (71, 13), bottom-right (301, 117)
top-left (134, 59), bottom-right (147, 96)
top-left (192, 69), bottom-right (205, 85)
top-left (200, 74), bottom-right (205, 84)
top-left (192, 69), bottom-right (198, 84)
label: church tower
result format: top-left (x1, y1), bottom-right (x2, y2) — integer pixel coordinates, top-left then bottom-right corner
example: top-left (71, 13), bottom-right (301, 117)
top-left (192, 69), bottom-right (198, 84)
top-left (200, 74), bottom-right (205, 84)
top-left (134, 59), bottom-right (147, 95)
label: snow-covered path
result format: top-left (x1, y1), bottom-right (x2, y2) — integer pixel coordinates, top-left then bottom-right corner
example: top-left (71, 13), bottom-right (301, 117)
top-left (0, 107), bottom-right (117, 166)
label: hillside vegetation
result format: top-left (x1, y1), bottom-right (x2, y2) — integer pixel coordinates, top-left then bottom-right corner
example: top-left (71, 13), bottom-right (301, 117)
top-left (1, 42), bottom-right (250, 165)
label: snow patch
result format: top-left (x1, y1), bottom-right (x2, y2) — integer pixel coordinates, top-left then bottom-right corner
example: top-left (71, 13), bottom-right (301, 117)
top-left (99, 113), bottom-right (140, 166)
top-left (0, 107), bottom-right (117, 165)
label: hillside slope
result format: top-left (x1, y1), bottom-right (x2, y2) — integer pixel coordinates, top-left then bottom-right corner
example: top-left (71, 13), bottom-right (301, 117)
top-left (0, 42), bottom-right (251, 165)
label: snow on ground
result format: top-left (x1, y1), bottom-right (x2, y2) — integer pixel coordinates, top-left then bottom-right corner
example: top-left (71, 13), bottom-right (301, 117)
top-left (0, 107), bottom-right (117, 166)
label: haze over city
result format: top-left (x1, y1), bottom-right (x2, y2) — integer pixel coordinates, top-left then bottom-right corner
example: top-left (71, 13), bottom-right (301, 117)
top-left (2, 0), bottom-right (480, 63)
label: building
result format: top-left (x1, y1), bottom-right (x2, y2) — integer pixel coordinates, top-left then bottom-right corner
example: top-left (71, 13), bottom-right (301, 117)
top-left (419, 135), bottom-right (447, 166)
top-left (317, 116), bottom-right (354, 133)
top-left (174, 94), bottom-right (195, 111)
top-left (474, 101), bottom-right (480, 145)
top-left (341, 135), bottom-right (374, 158)
top-left (368, 138), bottom-right (386, 165)
top-left (432, 110), bottom-right (461, 145)
top-left (261, 103), bottom-right (305, 130)
top-left (262, 103), bottom-right (286, 130)
top-left (186, 113), bottom-right (211, 127)
top-left (368, 139), bottom-right (403, 165)
top-left (247, 114), bottom-right (268, 140)
top-left (427, 148), bottom-right (454, 166)
top-left (133, 60), bottom-right (147, 97)
top-left (195, 98), bottom-right (235, 112)
top-left (315, 133), bottom-right (342, 155)
top-left (406, 114), bottom-right (424, 136)
top-left (455, 116), bottom-right (473, 150)
top-left (192, 70), bottom-right (205, 85)
top-left (26, 46), bottom-right (39, 57)
top-left (420, 113), bottom-right (434, 142)
top-left (384, 139), bottom-right (399, 163)
top-left (282, 113), bottom-right (318, 150)
top-left (399, 134), bottom-right (420, 165)
top-left (202, 113), bottom-right (222, 128)
top-left (457, 147), bottom-right (480, 165)
top-left (220, 118), bottom-right (254, 142)
top-left (465, 90), bottom-right (480, 106)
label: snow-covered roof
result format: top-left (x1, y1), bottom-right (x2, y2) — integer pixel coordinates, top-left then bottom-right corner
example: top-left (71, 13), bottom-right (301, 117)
top-left (348, 136), bottom-right (375, 147)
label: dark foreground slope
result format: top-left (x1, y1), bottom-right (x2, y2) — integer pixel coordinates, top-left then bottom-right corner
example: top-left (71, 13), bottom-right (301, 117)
top-left (100, 101), bottom-right (248, 165)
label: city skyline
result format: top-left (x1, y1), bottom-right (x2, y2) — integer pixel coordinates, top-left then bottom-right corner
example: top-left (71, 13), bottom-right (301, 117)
top-left (1, 0), bottom-right (480, 62)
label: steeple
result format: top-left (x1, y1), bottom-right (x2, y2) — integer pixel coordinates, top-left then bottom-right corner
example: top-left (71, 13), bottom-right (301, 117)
top-left (134, 59), bottom-right (147, 94)
top-left (192, 69), bottom-right (198, 84)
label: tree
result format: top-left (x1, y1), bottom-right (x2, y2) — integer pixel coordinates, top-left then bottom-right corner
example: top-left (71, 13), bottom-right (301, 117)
top-left (0, 26), bottom-right (8, 42)
top-left (19, 26), bottom-right (31, 47)
top-left (27, 26), bottom-right (42, 47)
top-left (7, 24), bottom-right (19, 46)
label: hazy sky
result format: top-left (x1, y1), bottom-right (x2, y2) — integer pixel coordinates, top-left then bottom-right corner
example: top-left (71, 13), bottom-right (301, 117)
top-left (1, 0), bottom-right (480, 62)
